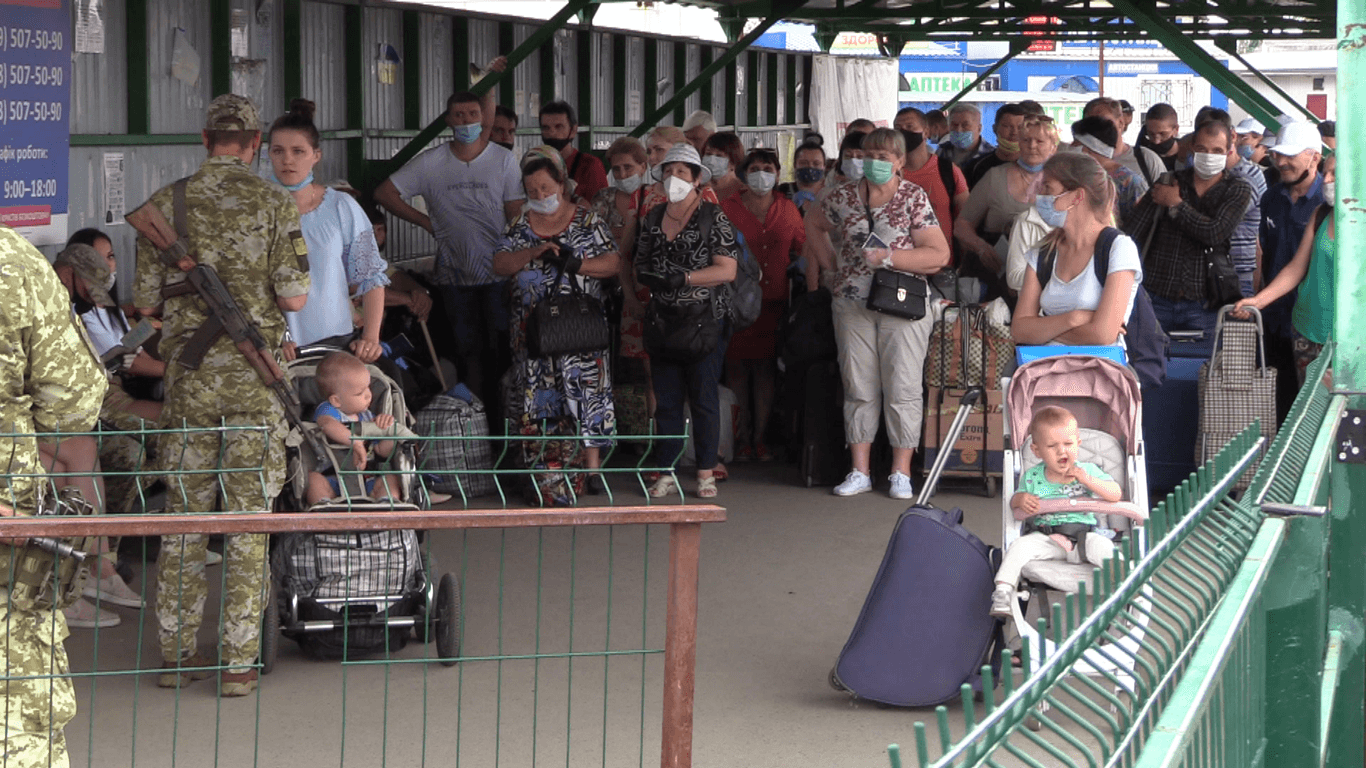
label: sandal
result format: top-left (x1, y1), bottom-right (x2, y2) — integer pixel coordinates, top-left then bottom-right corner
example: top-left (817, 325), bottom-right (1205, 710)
top-left (647, 475), bottom-right (680, 498)
top-left (696, 476), bottom-right (718, 499)
top-left (712, 463), bottom-right (729, 482)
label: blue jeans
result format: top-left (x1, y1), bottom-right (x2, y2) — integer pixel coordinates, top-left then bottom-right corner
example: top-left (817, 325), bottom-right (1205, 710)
top-left (651, 328), bottom-right (730, 471)
top-left (441, 282), bottom-right (510, 358)
top-left (1237, 269), bottom-right (1256, 299)
top-left (1150, 294), bottom-right (1219, 357)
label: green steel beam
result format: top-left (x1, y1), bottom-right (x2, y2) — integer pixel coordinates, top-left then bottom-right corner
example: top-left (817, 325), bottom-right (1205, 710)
top-left (1215, 39), bottom-right (1319, 123)
top-left (403, 11), bottom-right (423, 130)
top-left (725, 57), bottom-right (739, 129)
top-left (282, 0), bottom-right (302, 102)
top-left (369, 0), bottom-right (592, 189)
top-left (785, 54), bottom-right (797, 126)
top-left (498, 22), bottom-right (517, 110)
top-left (1329, 3), bottom-right (1366, 765)
top-left (577, 29), bottom-right (594, 151)
top-left (612, 36), bottom-right (627, 128)
top-left (766, 52), bottom-right (779, 127)
top-left (673, 42), bottom-right (689, 126)
top-left (699, 47), bottom-right (715, 117)
top-left (644, 38), bottom-right (659, 120)
top-left (540, 32), bottom-right (557, 115)
top-left (1110, 0), bottom-right (1288, 130)
top-left (209, 0), bottom-right (231, 97)
top-left (746, 51), bottom-right (760, 127)
top-left (940, 39), bottom-right (1028, 112)
top-left (125, 0), bottom-right (149, 135)
top-left (452, 16), bottom-right (471, 93)
top-left (343, 4), bottom-right (366, 188)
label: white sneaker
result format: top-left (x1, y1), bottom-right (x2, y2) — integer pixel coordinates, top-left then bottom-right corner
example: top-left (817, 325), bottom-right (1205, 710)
top-left (205, 549), bottom-right (223, 566)
top-left (888, 472), bottom-right (915, 500)
top-left (833, 471), bottom-right (873, 496)
top-left (83, 573), bottom-right (144, 609)
top-left (64, 598), bottom-right (121, 629)
top-left (990, 585), bottom-right (1015, 619)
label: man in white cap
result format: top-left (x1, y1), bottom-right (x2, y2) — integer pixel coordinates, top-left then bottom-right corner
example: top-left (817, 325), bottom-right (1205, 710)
top-left (682, 110), bottom-right (717, 154)
top-left (1258, 120), bottom-right (1325, 419)
top-left (1234, 118), bottom-right (1267, 164)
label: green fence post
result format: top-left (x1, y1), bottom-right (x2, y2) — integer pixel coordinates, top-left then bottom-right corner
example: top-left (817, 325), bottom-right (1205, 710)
top-left (1328, 3), bottom-right (1366, 766)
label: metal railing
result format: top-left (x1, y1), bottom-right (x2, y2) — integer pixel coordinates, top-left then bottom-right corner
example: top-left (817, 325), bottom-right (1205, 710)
top-left (0, 425), bottom-right (722, 768)
top-left (890, 347), bottom-right (1339, 768)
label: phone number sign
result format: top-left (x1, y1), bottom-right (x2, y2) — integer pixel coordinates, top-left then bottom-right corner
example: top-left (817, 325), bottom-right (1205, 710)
top-left (0, 0), bottom-right (71, 245)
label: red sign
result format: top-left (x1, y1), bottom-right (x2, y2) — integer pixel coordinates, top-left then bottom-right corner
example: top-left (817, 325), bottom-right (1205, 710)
top-left (1022, 14), bottom-right (1060, 51)
top-left (0, 206), bottom-right (52, 227)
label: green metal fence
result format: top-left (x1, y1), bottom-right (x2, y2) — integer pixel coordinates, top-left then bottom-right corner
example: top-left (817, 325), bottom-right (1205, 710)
top-left (891, 347), bottom-right (1340, 768)
top-left (0, 424), bottom-right (721, 768)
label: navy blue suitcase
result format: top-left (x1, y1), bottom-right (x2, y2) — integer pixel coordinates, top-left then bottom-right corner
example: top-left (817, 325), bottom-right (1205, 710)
top-left (1143, 334), bottom-right (1206, 498)
top-left (830, 389), bottom-right (1003, 707)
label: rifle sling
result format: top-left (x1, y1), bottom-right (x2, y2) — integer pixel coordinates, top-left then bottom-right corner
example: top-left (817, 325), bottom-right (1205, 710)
top-left (161, 179), bottom-right (297, 419)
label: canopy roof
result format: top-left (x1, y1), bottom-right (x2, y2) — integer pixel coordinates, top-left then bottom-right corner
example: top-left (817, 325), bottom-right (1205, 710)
top-left (676, 0), bottom-right (1335, 43)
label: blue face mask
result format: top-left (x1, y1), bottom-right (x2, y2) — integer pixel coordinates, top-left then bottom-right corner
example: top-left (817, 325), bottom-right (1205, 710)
top-left (1035, 194), bottom-right (1069, 228)
top-left (949, 130), bottom-right (975, 150)
top-left (267, 169), bottom-right (314, 192)
top-left (796, 167), bottom-right (825, 184)
top-left (1236, 144), bottom-right (1255, 161)
top-left (1018, 159), bottom-right (1045, 173)
top-left (453, 122), bottom-right (483, 145)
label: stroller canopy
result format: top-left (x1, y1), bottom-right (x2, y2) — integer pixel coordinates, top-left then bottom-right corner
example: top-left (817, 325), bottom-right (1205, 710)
top-left (1007, 356), bottom-right (1141, 455)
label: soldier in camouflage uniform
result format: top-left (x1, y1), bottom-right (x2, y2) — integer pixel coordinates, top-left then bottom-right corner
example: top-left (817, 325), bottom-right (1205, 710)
top-left (0, 227), bottom-right (108, 767)
top-left (133, 94), bottom-right (310, 697)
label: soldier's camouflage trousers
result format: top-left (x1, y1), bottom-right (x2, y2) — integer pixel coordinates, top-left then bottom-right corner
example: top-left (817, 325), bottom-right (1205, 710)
top-left (1, 604), bottom-right (74, 768)
top-left (154, 417), bottom-right (284, 671)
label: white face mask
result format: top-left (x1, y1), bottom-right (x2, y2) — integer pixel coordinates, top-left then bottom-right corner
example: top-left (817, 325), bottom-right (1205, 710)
top-left (665, 175), bottom-right (694, 204)
top-left (701, 155), bottom-right (730, 180)
top-left (614, 173), bottom-right (643, 194)
top-left (103, 271), bottom-right (117, 292)
top-left (746, 170), bottom-right (777, 195)
top-left (1193, 152), bottom-right (1227, 180)
top-left (1323, 180), bottom-right (1336, 203)
top-left (842, 157), bottom-right (864, 179)
top-left (526, 194), bottom-right (559, 215)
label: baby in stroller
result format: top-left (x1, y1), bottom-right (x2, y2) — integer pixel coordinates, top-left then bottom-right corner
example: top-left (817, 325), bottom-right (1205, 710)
top-left (307, 351), bottom-right (401, 504)
top-left (991, 405), bottom-right (1121, 618)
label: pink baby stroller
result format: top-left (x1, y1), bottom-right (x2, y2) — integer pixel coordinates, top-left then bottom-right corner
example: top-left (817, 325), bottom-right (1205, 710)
top-left (1000, 355), bottom-right (1150, 692)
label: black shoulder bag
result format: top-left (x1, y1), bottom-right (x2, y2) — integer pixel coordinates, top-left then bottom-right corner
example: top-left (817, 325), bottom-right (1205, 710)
top-left (640, 204), bottom-right (723, 364)
top-left (861, 183), bottom-right (929, 320)
top-left (527, 253), bottom-right (611, 359)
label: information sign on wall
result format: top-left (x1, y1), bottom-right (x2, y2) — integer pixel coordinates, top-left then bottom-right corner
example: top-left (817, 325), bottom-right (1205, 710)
top-left (0, 0), bottom-right (71, 245)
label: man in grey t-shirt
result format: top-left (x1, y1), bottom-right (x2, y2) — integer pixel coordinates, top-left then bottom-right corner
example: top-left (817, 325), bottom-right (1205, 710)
top-left (376, 57), bottom-right (524, 413)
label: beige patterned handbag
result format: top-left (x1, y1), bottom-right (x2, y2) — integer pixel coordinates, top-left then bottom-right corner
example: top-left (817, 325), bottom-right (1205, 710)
top-left (1198, 307), bottom-right (1277, 489)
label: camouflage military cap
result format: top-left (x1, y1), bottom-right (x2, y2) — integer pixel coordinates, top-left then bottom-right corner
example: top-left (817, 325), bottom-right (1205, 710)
top-left (205, 94), bottom-right (261, 132)
top-left (54, 243), bottom-right (115, 307)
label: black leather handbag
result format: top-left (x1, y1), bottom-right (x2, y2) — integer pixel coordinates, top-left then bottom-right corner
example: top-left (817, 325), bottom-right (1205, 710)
top-left (866, 268), bottom-right (929, 320)
top-left (858, 185), bottom-right (929, 321)
top-left (643, 301), bottom-right (721, 364)
top-left (527, 266), bottom-right (610, 359)
top-left (1203, 246), bottom-right (1243, 310)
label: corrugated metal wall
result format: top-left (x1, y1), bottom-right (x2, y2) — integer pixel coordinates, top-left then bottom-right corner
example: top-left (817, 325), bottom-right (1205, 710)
top-left (60, 0), bottom-right (812, 266)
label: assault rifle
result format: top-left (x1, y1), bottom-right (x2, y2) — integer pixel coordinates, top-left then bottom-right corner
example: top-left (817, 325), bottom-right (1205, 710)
top-left (126, 186), bottom-right (313, 443)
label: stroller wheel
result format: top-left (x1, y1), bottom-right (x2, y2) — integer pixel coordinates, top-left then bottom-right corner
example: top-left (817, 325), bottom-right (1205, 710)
top-left (260, 577), bottom-right (280, 674)
top-left (435, 573), bottom-right (462, 666)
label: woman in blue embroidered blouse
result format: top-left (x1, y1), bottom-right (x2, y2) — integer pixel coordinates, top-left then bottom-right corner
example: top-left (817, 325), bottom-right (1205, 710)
top-left (493, 146), bottom-right (620, 478)
top-left (269, 99), bottom-right (390, 363)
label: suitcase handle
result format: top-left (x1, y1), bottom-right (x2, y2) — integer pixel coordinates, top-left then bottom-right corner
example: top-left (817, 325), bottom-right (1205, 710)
top-left (916, 385), bottom-right (984, 506)
top-left (1213, 305), bottom-right (1268, 374)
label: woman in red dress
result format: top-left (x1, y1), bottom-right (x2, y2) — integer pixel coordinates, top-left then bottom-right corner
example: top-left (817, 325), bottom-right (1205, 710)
top-left (721, 148), bottom-right (806, 461)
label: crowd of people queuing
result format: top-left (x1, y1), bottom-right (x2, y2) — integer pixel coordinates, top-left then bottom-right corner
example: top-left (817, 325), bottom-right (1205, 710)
top-left (0, 47), bottom-right (1342, 761)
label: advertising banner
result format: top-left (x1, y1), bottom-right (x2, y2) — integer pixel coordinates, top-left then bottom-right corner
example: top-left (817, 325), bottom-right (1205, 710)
top-left (0, 0), bottom-right (71, 245)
